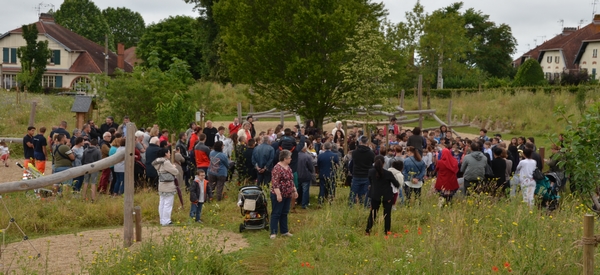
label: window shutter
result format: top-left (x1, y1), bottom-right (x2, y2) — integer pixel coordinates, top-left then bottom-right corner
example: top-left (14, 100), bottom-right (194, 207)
top-left (53, 50), bottom-right (61, 65)
top-left (55, 76), bottom-right (62, 88)
top-left (10, 48), bottom-right (17, 63)
top-left (2, 48), bottom-right (8, 63)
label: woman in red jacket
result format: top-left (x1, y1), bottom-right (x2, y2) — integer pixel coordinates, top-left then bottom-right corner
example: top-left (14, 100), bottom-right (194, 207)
top-left (435, 147), bottom-right (459, 207)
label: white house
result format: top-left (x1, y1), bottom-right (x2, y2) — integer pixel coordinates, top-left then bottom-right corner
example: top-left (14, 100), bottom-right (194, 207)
top-left (0, 13), bottom-right (132, 92)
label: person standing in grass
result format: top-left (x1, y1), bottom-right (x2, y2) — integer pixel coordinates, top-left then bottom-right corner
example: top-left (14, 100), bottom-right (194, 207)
top-left (365, 155), bottom-right (400, 235)
top-left (32, 127), bottom-right (48, 173)
top-left (435, 147), bottom-right (459, 206)
top-left (208, 141), bottom-right (230, 201)
top-left (516, 148), bottom-right (537, 207)
top-left (112, 139), bottom-right (126, 196)
top-left (81, 139), bottom-right (101, 202)
top-left (153, 148), bottom-right (179, 226)
top-left (402, 146), bottom-right (426, 202)
top-left (189, 169), bottom-right (209, 223)
top-left (23, 126), bottom-right (36, 170)
top-left (270, 150), bottom-right (298, 239)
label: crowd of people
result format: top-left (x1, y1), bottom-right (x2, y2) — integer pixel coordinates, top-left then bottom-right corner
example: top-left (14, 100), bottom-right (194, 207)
top-left (14, 114), bottom-right (566, 235)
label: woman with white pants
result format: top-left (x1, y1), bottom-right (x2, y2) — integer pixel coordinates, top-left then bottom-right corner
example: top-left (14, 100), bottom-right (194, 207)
top-left (516, 148), bottom-right (537, 207)
top-left (153, 148), bottom-right (179, 226)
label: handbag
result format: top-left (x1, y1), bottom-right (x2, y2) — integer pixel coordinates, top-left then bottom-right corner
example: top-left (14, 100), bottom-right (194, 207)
top-left (533, 168), bottom-right (544, 181)
top-left (158, 164), bottom-right (175, 182)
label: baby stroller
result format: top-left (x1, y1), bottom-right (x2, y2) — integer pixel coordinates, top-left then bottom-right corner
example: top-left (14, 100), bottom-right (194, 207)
top-left (535, 175), bottom-right (560, 211)
top-left (237, 186), bottom-right (269, 232)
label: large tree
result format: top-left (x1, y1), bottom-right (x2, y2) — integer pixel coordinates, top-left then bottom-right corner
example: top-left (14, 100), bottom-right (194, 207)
top-left (16, 24), bottom-right (51, 93)
top-left (417, 3), bottom-right (473, 88)
top-left (136, 16), bottom-right (206, 79)
top-left (102, 7), bottom-right (146, 50)
top-left (96, 52), bottom-right (194, 127)
top-left (214, 0), bottom-right (386, 128)
top-left (54, 0), bottom-right (114, 51)
top-left (462, 7), bottom-right (517, 78)
top-left (182, 0), bottom-right (226, 81)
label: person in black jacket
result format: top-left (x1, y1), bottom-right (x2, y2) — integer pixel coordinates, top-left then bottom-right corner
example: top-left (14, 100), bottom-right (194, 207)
top-left (491, 147), bottom-right (507, 196)
top-left (350, 136), bottom-right (375, 206)
top-left (365, 155), bottom-right (400, 235)
top-left (145, 137), bottom-right (161, 188)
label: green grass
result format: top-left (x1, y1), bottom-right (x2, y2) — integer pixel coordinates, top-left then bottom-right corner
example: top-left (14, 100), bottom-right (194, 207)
top-left (0, 169), bottom-right (595, 274)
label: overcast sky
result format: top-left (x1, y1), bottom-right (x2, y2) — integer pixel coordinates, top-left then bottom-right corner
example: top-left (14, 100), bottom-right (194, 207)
top-left (0, 0), bottom-right (595, 59)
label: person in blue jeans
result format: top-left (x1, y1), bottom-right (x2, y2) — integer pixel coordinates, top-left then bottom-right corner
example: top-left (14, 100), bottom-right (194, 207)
top-left (317, 142), bottom-right (339, 205)
top-left (189, 169), bottom-right (209, 223)
top-left (349, 136), bottom-right (375, 206)
top-left (296, 145), bottom-right (315, 209)
top-left (270, 150), bottom-right (298, 239)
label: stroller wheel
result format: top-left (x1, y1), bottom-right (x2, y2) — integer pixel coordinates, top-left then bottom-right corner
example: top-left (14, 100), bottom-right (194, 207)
top-left (239, 224), bottom-right (245, 233)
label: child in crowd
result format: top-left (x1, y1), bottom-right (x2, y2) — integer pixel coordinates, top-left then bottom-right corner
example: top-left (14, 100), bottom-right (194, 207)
top-left (189, 169), bottom-right (209, 223)
top-left (0, 142), bottom-right (9, 167)
top-left (483, 141), bottom-right (493, 161)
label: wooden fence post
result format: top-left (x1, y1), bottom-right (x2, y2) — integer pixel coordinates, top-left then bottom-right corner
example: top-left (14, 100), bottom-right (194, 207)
top-left (280, 111), bottom-right (284, 126)
top-left (418, 75), bottom-right (423, 129)
top-left (400, 89), bottom-right (405, 108)
top-left (539, 147), bottom-right (545, 171)
top-left (134, 205), bottom-right (142, 242)
top-left (237, 102), bottom-right (242, 126)
top-left (123, 122), bottom-right (137, 247)
top-left (28, 102), bottom-right (36, 127)
top-left (583, 214), bottom-right (594, 275)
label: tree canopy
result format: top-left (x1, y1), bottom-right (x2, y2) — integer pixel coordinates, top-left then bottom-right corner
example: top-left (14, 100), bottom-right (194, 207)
top-left (136, 16), bottom-right (206, 79)
top-left (96, 52), bottom-right (194, 127)
top-left (214, 0), bottom-right (387, 128)
top-left (54, 0), bottom-right (114, 51)
top-left (102, 7), bottom-right (146, 50)
top-left (16, 24), bottom-right (51, 93)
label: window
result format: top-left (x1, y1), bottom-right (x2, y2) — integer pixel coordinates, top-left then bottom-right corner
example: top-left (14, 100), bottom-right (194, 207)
top-left (546, 72), bottom-right (552, 80)
top-left (2, 74), bottom-right (18, 89)
top-left (555, 56), bottom-right (560, 63)
top-left (554, 73), bottom-right (560, 80)
top-left (42, 75), bottom-right (55, 88)
top-left (593, 68), bottom-right (597, 80)
top-left (594, 49), bottom-right (598, 58)
top-left (50, 50), bottom-right (61, 65)
top-left (71, 76), bottom-right (91, 92)
top-left (2, 48), bottom-right (17, 63)
top-left (546, 56), bottom-right (552, 63)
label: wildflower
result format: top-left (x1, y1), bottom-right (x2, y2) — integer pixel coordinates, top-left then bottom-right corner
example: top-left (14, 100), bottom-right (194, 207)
top-left (504, 262), bottom-right (510, 268)
top-left (492, 266), bottom-right (499, 272)
top-left (385, 235), bottom-right (389, 240)
top-left (512, 222), bottom-right (518, 226)
top-left (293, 250), bottom-right (297, 253)
top-left (404, 229), bottom-right (409, 233)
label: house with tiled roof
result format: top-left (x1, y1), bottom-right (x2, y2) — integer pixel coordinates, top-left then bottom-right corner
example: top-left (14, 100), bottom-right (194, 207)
top-left (0, 13), bottom-right (133, 92)
top-left (573, 16), bottom-right (600, 79)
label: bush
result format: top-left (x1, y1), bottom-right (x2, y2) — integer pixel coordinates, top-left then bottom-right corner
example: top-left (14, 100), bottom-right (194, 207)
top-left (560, 70), bottom-right (591, 86)
top-left (514, 59), bottom-right (546, 86)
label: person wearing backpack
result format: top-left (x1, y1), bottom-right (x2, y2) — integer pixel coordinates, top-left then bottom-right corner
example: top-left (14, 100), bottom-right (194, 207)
top-left (81, 139), bottom-right (101, 202)
top-left (208, 141), bottom-right (230, 201)
top-left (53, 134), bottom-right (75, 195)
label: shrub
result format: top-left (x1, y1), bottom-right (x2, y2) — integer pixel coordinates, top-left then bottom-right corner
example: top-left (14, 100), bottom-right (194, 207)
top-left (514, 59), bottom-right (546, 86)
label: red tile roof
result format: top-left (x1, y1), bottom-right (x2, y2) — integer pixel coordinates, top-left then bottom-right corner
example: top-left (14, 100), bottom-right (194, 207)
top-left (514, 30), bottom-right (576, 67)
top-left (535, 23), bottom-right (599, 69)
top-left (3, 14), bottom-right (133, 75)
top-left (124, 47), bottom-right (141, 66)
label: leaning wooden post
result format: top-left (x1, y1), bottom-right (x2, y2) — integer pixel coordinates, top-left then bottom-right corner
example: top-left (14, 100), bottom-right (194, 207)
top-left (447, 100), bottom-right (452, 125)
top-left (418, 75), bottom-right (423, 129)
top-left (28, 102), bottom-right (37, 127)
top-left (280, 111), bottom-right (285, 127)
top-left (583, 214), bottom-right (594, 275)
top-left (134, 205), bottom-right (142, 242)
top-left (123, 122), bottom-right (136, 247)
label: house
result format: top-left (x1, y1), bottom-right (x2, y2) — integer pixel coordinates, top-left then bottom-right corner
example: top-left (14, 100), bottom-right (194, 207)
top-left (514, 14), bottom-right (600, 81)
top-left (0, 13), bottom-right (133, 92)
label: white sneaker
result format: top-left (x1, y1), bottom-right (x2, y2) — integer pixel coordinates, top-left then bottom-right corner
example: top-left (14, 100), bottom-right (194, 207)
top-left (392, 206), bottom-right (397, 211)
top-left (282, 232), bottom-right (293, 237)
top-left (438, 197), bottom-right (445, 208)
top-left (270, 234), bottom-right (276, 240)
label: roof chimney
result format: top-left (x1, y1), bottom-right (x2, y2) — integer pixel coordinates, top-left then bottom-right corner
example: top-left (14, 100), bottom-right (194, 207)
top-left (39, 13), bottom-right (54, 22)
top-left (563, 27), bottom-right (577, 35)
top-left (593, 14), bottom-right (600, 32)
top-left (117, 43), bottom-right (124, 70)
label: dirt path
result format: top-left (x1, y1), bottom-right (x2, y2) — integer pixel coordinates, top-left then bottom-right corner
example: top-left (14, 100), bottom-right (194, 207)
top-left (0, 226), bottom-right (248, 274)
